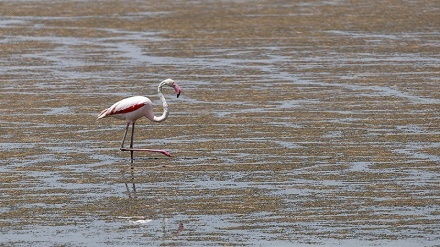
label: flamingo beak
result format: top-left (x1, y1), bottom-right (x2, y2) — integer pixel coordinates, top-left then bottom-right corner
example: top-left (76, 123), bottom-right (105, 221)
top-left (173, 83), bottom-right (182, 98)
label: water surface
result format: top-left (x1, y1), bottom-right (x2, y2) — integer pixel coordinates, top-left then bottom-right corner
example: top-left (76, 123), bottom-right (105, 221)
top-left (1, 0), bottom-right (439, 246)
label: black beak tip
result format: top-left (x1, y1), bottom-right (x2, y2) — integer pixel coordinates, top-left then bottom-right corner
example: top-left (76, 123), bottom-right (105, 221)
top-left (177, 93), bottom-right (180, 98)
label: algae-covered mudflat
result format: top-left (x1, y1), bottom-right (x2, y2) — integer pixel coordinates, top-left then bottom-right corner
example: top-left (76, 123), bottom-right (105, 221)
top-left (1, 0), bottom-right (439, 246)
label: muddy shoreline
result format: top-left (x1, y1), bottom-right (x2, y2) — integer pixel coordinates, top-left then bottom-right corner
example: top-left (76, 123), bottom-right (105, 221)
top-left (1, 0), bottom-right (439, 246)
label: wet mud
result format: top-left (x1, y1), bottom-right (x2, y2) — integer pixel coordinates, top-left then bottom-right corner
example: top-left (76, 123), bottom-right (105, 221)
top-left (1, 0), bottom-right (439, 246)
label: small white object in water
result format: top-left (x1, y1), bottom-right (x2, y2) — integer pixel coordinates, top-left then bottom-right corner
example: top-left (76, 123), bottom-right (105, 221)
top-left (131, 219), bottom-right (152, 224)
top-left (116, 216), bottom-right (153, 224)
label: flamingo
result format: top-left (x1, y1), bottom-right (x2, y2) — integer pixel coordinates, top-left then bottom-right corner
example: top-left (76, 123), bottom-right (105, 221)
top-left (97, 78), bottom-right (181, 162)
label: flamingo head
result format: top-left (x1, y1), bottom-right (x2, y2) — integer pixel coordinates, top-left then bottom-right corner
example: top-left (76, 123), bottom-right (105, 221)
top-left (161, 78), bottom-right (181, 98)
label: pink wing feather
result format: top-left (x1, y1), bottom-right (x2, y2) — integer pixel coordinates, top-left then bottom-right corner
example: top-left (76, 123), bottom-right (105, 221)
top-left (97, 96), bottom-right (149, 120)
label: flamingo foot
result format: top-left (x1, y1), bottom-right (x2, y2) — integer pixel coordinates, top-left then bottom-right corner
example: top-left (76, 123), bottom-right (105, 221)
top-left (120, 148), bottom-right (172, 157)
top-left (159, 150), bottom-right (173, 157)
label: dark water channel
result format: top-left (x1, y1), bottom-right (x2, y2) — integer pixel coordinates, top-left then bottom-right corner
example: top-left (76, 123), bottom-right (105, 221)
top-left (1, 0), bottom-right (439, 246)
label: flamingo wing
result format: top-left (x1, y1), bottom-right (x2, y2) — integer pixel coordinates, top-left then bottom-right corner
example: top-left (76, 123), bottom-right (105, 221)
top-left (97, 96), bottom-right (150, 120)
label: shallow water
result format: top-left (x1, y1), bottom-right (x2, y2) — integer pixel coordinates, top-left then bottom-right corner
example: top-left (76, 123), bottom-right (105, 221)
top-left (1, 0), bottom-right (440, 246)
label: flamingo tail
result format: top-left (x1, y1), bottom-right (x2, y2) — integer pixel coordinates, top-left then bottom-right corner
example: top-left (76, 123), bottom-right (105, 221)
top-left (97, 108), bottom-right (109, 120)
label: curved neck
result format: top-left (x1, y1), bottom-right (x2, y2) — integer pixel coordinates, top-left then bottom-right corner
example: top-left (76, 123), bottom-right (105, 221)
top-left (152, 85), bottom-right (169, 122)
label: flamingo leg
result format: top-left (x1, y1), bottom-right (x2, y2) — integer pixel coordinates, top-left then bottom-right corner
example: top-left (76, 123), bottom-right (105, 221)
top-left (120, 122), bottom-right (130, 150)
top-left (120, 122), bottom-right (172, 158)
top-left (119, 122), bottom-right (135, 163)
top-left (130, 122), bottom-right (135, 163)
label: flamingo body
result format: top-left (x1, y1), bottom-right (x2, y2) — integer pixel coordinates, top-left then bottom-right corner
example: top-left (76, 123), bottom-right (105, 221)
top-left (97, 96), bottom-right (154, 123)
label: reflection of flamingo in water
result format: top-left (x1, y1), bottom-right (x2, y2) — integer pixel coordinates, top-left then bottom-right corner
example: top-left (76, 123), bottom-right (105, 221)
top-left (97, 79), bottom-right (182, 162)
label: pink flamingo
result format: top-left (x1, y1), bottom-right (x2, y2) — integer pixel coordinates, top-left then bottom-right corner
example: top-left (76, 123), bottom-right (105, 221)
top-left (97, 78), bottom-right (181, 162)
